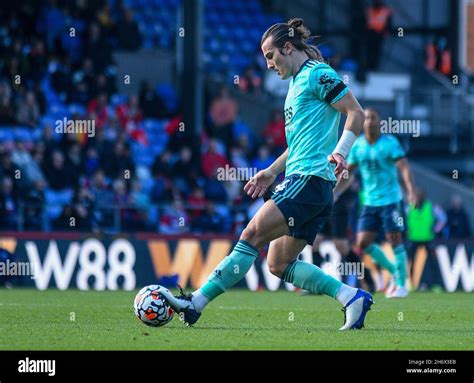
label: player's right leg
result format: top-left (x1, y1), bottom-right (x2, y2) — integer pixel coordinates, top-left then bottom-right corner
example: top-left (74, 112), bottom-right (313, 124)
top-left (385, 231), bottom-right (408, 298)
top-left (356, 206), bottom-right (399, 292)
top-left (158, 199), bottom-right (290, 325)
top-left (356, 230), bottom-right (398, 296)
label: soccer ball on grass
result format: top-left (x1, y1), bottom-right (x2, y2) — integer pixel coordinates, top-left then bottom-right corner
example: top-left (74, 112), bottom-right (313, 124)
top-left (133, 285), bottom-right (175, 327)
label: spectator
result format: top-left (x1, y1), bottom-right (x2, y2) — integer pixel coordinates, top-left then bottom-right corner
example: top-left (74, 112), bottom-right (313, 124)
top-left (151, 172), bottom-right (173, 203)
top-left (72, 185), bottom-right (95, 231)
top-left (436, 37), bottom-right (452, 76)
top-left (116, 95), bottom-right (143, 130)
top-left (112, 178), bottom-right (137, 230)
top-left (15, 91), bottom-right (40, 127)
top-left (90, 73), bottom-right (115, 99)
top-left (159, 198), bottom-right (189, 234)
top-left (103, 142), bottom-right (136, 180)
top-left (173, 146), bottom-right (200, 193)
top-left (69, 81), bottom-right (90, 105)
top-left (130, 179), bottom-right (151, 210)
top-left (0, 81), bottom-right (15, 124)
top-left (116, 8), bottom-right (142, 51)
top-left (263, 69), bottom-right (290, 98)
top-left (0, 151), bottom-right (21, 195)
top-left (0, 177), bottom-right (18, 229)
top-left (208, 86), bottom-right (238, 148)
top-left (84, 22), bottom-right (112, 71)
top-left (446, 195), bottom-right (471, 239)
top-left (43, 150), bottom-right (76, 191)
top-left (42, 125), bottom-right (59, 160)
top-left (238, 66), bottom-right (262, 94)
top-left (97, 3), bottom-right (114, 33)
top-left (251, 145), bottom-right (276, 171)
top-left (230, 146), bottom-right (250, 170)
top-left (433, 203), bottom-right (448, 238)
top-left (83, 147), bottom-right (101, 177)
top-left (29, 40), bottom-right (48, 83)
top-left (152, 150), bottom-right (174, 178)
top-left (406, 189), bottom-right (442, 290)
top-left (203, 169), bottom-right (228, 203)
top-left (192, 202), bottom-right (225, 233)
top-left (86, 125), bottom-right (114, 164)
top-left (24, 179), bottom-right (46, 230)
top-left (139, 81), bottom-right (169, 118)
top-left (263, 109), bottom-right (286, 153)
top-left (87, 92), bottom-right (109, 129)
top-left (201, 139), bottom-right (229, 179)
top-left (31, 144), bottom-right (47, 182)
top-left (11, 141), bottom-right (44, 184)
top-left (129, 179), bottom-right (153, 229)
top-left (66, 142), bottom-right (84, 179)
top-left (90, 169), bottom-right (114, 208)
top-left (51, 57), bottom-right (74, 97)
top-left (52, 204), bottom-right (78, 231)
top-left (187, 186), bottom-right (207, 220)
top-left (366, 0), bottom-right (392, 70)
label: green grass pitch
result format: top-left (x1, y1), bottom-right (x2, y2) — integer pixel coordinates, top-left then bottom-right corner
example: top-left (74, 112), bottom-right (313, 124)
top-left (1, 289), bottom-right (473, 350)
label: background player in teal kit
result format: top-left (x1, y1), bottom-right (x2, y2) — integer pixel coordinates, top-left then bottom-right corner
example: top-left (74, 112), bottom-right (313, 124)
top-left (334, 108), bottom-right (416, 298)
top-left (159, 18), bottom-right (373, 330)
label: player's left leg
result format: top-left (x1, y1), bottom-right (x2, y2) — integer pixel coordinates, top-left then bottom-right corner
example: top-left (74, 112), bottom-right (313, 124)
top-left (385, 231), bottom-right (408, 297)
top-left (382, 202), bottom-right (409, 298)
top-left (267, 235), bottom-right (373, 330)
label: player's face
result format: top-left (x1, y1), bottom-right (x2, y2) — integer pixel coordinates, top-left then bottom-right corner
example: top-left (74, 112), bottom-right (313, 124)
top-left (363, 109), bottom-right (381, 136)
top-left (261, 37), bottom-right (291, 79)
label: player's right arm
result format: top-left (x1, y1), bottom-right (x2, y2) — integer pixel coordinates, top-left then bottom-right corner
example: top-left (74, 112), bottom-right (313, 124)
top-left (268, 148), bottom-right (288, 177)
top-left (244, 148), bottom-right (288, 199)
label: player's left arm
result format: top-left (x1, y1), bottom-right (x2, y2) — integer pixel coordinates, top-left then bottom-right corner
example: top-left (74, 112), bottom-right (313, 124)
top-left (396, 157), bottom-right (416, 204)
top-left (329, 91), bottom-right (365, 177)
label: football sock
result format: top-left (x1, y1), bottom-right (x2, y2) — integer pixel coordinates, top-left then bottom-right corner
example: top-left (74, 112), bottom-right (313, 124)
top-left (191, 290), bottom-right (209, 312)
top-left (393, 244), bottom-right (408, 288)
top-left (198, 240), bottom-right (259, 303)
top-left (282, 260), bottom-right (345, 300)
top-left (335, 284), bottom-right (359, 306)
top-left (364, 243), bottom-right (397, 275)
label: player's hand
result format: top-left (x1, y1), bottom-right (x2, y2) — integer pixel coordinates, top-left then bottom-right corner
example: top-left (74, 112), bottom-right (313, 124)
top-left (327, 153), bottom-right (347, 179)
top-left (407, 189), bottom-right (416, 205)
top-left (243, 169), bottom-right (276, 199)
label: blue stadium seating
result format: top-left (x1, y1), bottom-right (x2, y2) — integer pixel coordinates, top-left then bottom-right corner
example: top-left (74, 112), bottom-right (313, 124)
top-left (123, 0), bottom-right (285, 78)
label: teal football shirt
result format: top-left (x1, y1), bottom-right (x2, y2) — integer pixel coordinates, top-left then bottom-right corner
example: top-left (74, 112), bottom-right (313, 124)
top-left (347, 134), bottom-right (406, 206)
top-left (284, 59), bottom-right (349, 181)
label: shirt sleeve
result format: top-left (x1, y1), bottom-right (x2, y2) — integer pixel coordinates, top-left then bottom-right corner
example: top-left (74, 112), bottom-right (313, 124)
top-left (390, 136), bottom-right (406, 160)
top-left (309, 64), bottom-right (349, 104)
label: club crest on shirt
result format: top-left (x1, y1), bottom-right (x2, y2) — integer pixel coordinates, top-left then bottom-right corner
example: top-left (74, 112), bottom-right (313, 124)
top-left (318, 74), bottom-right (337, 92)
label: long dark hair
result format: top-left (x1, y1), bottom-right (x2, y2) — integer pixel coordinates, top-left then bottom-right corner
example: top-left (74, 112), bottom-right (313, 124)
top-left (261, 18), bottom-right (323, 61)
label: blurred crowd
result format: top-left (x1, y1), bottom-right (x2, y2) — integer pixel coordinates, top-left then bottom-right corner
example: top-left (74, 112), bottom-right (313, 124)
top-left (0, 1), bottom-right (471, 239)
top-left (0, 1), bottom-right (290, 234)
